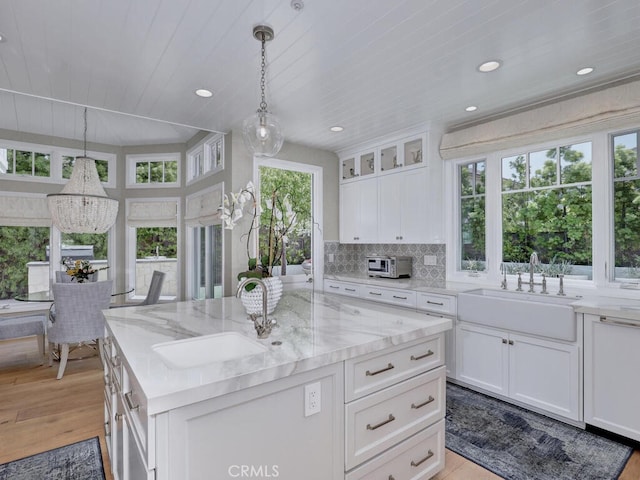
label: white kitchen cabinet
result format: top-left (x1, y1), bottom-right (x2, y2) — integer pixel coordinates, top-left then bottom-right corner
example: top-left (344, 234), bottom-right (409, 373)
top-left (417, 292), bottom-right (456, 379)
top-left (324, 279), bottom-right (361, 297)
top-left (158, 363), bottom-right (344, 480)
top-left (377, 168), bottom-right (429, 243)
top-left (344, 336), bottom-right (445, 477)
top-left (456, 322), bottom-right (580, 421)
top-left (359, 284), bottom-right (417, 309)
top-left (340, 178), bottom-right (378, 243)
top-left (341, 150), bottom-right (377, 181)
top-left (584, 313), bottom-right (640, 442)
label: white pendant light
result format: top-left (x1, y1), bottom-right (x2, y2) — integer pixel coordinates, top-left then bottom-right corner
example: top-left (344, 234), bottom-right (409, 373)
top-left (47, 108), bottom-right (119, 233)
top-left (242, 25), bottom-right (284, 158)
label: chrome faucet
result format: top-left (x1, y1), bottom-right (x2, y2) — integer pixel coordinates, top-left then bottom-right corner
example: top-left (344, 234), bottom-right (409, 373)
top-left (236, 277), bottom-right (276, 339)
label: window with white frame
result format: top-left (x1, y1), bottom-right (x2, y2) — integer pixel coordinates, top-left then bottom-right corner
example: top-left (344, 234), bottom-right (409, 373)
top-left (126, 153), bottom-right (180, 187)
top-left (459, 160), bottom-right (486, 273)
top-left (501, 142), bottom-right (592, 278)
top-left (187, 133), bottom-right (224, 183)
top-left (612, 130), bottom-right (640, 280)
top-left (0, 146), bottom-right (50, 177)
top-left (0, 140), bottom-right (116, 186)
top-left (126, 199), bottom-right (179, 300)
top-left (185, 184), bottom-right (224, 299)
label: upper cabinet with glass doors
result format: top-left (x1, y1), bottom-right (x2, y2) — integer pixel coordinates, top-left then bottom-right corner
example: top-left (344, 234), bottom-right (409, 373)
top-left (339, 133), bottom-right (426, 183)
top-left (341, 149), bottom-right (378, 181)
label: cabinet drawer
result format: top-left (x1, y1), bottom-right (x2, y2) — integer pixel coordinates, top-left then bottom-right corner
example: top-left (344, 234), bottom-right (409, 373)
top-left (324, 280), bottom-right (361, 297)
top-left (346, 418), bottom-right (445, 480)
top-left (416, 292), bottom-right (456, 316)
top-left (122, 363), bottom-right (154, 469)
top-left (345, 335), bottom-right (444, 402)
top-left (345, 366), bottom-right (445, 469)
top-left (361, 286), bottom-right (416, 309)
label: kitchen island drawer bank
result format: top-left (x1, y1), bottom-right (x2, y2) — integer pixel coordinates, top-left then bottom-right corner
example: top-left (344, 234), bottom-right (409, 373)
top-left (102, 289), bottom-right (451, 480)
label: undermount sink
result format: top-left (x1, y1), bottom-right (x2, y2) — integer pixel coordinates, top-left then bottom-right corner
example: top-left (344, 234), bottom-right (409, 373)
top-left (457, 288), bottom-right (579, 341)
top-left (152, 332), bottom-right (268, 369)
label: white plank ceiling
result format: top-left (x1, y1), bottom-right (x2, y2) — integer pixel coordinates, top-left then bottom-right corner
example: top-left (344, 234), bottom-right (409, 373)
top-left (0, 0), bottom-right (640, 150)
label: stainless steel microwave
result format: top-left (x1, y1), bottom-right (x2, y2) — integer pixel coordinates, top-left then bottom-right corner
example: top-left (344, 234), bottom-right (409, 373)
top-left (366, 256), bottom-right (412, 278)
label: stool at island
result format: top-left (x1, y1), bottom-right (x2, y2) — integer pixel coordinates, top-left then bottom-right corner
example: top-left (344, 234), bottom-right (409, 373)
top-left (0, 314), bottom-right (47, 363)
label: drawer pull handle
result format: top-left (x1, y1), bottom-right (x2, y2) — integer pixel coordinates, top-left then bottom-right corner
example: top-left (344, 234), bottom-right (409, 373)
top-left (345, 288), bottom-right (356, 292)
top-left (388, 476), bottom-right (395, 480)
top-left (115, 412), bottom-right (123, 422)
top-left (392, 295), bottom-right (407, 300)
top-left (366, 363), bottom-right (394, 376)
top-left (369, 291), bottom-right (382, 296)
top-left (426, 300), bottom-right (444, 306)
top-left (367, 414), bottom-right (395, 431)
top-left (410, 449), bottom-right (434, 467)
top-left (600, 316), bottom-right (640, 328)
top-left (124, 391), bottom-right (140, 411)
top-left (411, 350), bottom-right (434, 361)
top-left (329, 285), bottom-right (339, 289)
top-left (111, 356), bottom-right (121, 368)
top-left (411, 395), bottom-right (435, 409)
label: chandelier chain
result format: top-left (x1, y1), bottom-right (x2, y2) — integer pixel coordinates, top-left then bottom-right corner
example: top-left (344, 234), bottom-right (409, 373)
top-left (83, 107), bottom-right (88, 157)
top-left (259, 33), bottom-right (268, 112)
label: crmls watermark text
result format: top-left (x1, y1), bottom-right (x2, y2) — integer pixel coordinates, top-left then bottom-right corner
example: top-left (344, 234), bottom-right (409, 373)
top-left (227, 465), bottom-right (280, 478)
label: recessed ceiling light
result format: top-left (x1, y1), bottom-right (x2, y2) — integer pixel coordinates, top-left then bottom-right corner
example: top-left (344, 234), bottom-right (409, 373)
top-left (195, 88), bottom-right (213, 98)
top-left (477, 60), bottom-right (502, 73)
top-left (465, 106), bottom-right (478, 112)
top-left (330, 126), bottom-right (344, 132)
top-left (576, 67), bottom-right (594, 76)
top-left (0, 33), bottom-right (6, 43)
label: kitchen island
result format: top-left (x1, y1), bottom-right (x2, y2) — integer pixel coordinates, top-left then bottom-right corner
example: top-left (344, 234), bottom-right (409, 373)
top-left (102, 289), bottom-right (451, 480)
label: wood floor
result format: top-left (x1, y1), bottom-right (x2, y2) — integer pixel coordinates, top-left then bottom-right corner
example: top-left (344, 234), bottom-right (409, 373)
top-left (0, 336), bottom-right (638, 480)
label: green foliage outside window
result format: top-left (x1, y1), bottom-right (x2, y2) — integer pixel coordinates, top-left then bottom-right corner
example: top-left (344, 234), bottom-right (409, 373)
top-left (136, 227), bottom-right (177, 258)
top-left (63, 156), bottom-right (109, 182)
top-left (258, 166), bottom-right (312, 268)
top-left (0, 227), bottom-right (49, 298)
top-left (136, 160), bottom-right (178, 184)
top-left (502, 143), bottom-right (592, 269)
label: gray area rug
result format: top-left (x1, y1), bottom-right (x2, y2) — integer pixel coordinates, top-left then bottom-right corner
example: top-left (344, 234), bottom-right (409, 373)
top-left (446, 383), bottom-right (632, 480)
top-left (0, 436), bottom-right (105, 480)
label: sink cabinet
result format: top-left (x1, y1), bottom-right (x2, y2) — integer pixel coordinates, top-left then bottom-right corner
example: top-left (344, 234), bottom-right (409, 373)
top-left (456, 322), bottom-right (581, 421)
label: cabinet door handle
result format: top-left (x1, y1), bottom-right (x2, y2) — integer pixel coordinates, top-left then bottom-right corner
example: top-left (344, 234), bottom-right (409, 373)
top-left (411, 350), bottom-right (434, 361)
top-left (368, 291), bottom-right (382, 296)
top-left (410, 450), bottom-right (434, 467)
top-left (600, 316), bottom-right (640, 328)
top-left (411, 395), bottom-right (435, 409)
top-left (392, 295), bottom-right (407, 300)
top-left (124, 391), bottom-right (140, 411)
top-left (366, 363), bottom-right (394, 376)
top-left (502, 338), bottom-right (507, 344)
top-left (367, 414), bottom-right (395, 431)
top-left (508, 340), bottom-right (514, 345)
top-left (426, 300), bottom-right (443, 306)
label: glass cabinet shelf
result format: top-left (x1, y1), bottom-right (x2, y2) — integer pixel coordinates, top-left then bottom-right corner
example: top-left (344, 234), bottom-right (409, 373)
top-left (342, 157), bottom-right (356, 180)
top-left (380, 145), bottom-right (398, 172)
top-left (359, 152), bottom-right (376, 177)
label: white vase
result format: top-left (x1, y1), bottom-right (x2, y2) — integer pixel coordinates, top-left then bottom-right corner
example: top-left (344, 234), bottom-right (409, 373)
top-left (240, 277), bottom-right (283, 315)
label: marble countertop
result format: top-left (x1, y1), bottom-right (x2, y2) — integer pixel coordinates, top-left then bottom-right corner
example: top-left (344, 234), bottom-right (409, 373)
top-left (325, 273), bottom-right (491, 295)
top-left (104, 289), bottom-right (451, 415)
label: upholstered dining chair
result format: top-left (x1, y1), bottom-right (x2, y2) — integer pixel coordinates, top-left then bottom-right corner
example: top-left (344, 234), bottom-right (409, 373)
top-left (48, 280), bottom-right (113, 379)
top-left (111, 270), bottom-right (165, 308)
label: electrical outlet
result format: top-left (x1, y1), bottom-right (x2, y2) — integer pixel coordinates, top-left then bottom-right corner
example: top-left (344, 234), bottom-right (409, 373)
top-left (424, 255), bottom-right (437, 266)
top-left (328, 253), bottom-right (335, 263)
top-left (304, 382), bottom-right (321, 417)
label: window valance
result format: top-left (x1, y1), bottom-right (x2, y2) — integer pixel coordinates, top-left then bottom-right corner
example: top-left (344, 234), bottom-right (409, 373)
top-left (440, 79), bottom-right (640, 160)
top-left (184, 186), bottom-right (223, 226)
top-left (127, 200), bottom-right (177, 228)
top-left (0, 194), bottom-right (51, 226)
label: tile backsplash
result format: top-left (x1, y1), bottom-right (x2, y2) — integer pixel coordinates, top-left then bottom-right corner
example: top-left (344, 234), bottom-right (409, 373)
top-left (324, 242), bottom-right (446, 286)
